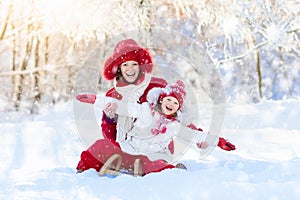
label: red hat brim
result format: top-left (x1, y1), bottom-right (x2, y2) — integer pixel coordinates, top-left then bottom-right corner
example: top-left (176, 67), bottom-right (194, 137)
top-left (103, 47), bottom-right (153, 80)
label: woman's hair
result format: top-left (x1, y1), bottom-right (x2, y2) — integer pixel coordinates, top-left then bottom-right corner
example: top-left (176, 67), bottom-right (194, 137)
top-left (153, 100), bottom-right (178, 118)
top-left (115, 67), bottom-right (122, 82)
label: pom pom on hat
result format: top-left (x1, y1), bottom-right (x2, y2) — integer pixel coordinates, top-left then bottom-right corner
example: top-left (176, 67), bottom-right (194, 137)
top-left (103, 39), bottom-right (153, 80)
top-left (147, 87), bottom-right (163, 104)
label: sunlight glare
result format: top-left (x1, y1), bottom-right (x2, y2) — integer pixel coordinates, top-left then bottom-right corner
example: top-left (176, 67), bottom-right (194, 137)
top-left (36, 0), bottom-right (84, 33)
top-left (222, 15), bottom-right (238, 38)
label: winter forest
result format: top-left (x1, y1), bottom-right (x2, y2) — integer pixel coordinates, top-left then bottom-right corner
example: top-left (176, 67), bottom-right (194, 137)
top-left (0, 0), bottom-right (299, 113)
top-left (1, 1), bottom-right (300, 199)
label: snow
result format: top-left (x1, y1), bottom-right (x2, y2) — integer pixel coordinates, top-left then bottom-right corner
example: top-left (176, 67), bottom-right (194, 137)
top-left (1, 99), bottom-right (300, 200)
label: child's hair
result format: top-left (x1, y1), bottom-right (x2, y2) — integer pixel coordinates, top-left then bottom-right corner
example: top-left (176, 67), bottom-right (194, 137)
top-left (153, 100), bottom-right (178, 118)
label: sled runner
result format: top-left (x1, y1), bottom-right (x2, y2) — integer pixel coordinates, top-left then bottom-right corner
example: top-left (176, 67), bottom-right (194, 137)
top-left (99, 154), bottom-right (144, 177)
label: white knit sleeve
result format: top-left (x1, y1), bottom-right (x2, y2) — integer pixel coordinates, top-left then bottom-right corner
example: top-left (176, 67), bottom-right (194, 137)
top-left (194, 131), bottom-right (219, 147)
top-left (175, 126), bottom-right (218, 147)
top-left (94, 95), bottom-right (152, 127)
top-left (174, 126), bottom-right (199, 144)
top-left (94, 94), bottom-right (143, 117)
top-left (94, 95), bottom-right (116, 109)
top-left (117, 102), bottom-right (152, 128)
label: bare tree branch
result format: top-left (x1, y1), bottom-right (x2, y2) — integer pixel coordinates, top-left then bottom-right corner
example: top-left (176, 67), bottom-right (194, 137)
top-left (287, 28), bottom-right (300, 33)
top-left (0, 66), bottom-right (67, 77)
top-left (0, 2), bottom-right (12, 40)
top-left (218, 40), bottom-right (270, 64)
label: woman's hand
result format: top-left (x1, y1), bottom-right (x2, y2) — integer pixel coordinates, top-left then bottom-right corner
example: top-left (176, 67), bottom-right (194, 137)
top-left (103, 102), bottom-right (118, 119)
top-left (76, 94), bottom-right (96, 104)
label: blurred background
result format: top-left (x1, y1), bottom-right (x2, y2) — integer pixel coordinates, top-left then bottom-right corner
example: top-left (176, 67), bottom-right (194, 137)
top-left (0, 0), bottom-right (299, 113)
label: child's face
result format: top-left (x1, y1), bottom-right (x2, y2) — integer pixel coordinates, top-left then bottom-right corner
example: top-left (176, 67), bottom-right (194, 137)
top-left (161, 96), bottom-right (180, 115)
top-left (120, 60), bottom-right (140, 83)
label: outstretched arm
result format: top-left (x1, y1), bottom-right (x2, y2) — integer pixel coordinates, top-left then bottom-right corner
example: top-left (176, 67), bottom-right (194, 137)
top-left (175, 126), bottom-right (218, 149)
top-left (94, 95), bottom-right (152, 127)
top-left (186, 123), bottom-right (236, 151)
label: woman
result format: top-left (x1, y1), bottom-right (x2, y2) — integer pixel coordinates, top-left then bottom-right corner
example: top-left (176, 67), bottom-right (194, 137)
top-left (76, 39), bottom-right (175, 174)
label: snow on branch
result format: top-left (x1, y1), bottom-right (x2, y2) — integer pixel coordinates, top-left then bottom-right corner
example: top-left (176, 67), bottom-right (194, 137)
top-left (218, 40), bottom-right (269, 64)
top-left (287, 28), bottom-right (300, 34)
top-left (0, 66), bottom-right (66, 77)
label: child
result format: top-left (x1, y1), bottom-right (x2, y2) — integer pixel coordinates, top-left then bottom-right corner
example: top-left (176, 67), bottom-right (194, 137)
top-left (76, 80), bottom-right (212, 175)
top-left (93, 80), bottom-right (210, 161)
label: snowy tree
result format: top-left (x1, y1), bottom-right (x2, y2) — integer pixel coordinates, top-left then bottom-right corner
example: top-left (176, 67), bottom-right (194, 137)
top-left (202, 0), bottom-right (300, 102)
top-left (0, 0), bottom-right (299, 112)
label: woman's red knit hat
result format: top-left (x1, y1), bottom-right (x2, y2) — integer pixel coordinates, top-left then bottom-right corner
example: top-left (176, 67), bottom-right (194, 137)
top-left (103, 39), bottom-right (153, 80)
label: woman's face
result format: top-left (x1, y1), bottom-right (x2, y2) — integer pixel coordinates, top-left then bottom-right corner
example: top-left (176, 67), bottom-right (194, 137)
top-left (120, 60), bottom-right (140, 83)
top-left (161, 96), bottom-right (180, 115)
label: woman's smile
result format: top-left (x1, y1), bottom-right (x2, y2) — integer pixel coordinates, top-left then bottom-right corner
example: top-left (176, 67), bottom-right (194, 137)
top-left (120, 60), bottom-right (140, 83)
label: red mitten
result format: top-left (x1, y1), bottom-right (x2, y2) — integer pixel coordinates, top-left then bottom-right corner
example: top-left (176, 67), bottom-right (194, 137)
top-left (217, 137), bottom-right (236, 151)
top-left (76, 94), bottom-right (96, 104)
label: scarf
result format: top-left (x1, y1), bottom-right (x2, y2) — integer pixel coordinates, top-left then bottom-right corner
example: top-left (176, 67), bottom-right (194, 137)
top-left (150, 105), bottom-right (177, 135)
top-left (114, 73), bottom-right (151, 142)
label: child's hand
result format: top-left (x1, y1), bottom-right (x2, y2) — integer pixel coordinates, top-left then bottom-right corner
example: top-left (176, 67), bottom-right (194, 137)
top-left (217, 137), bottom-right (236, 151)
top-left (103, 102), bottom-right (118, 119)
top-left (196, 141), bottom-right (208, 149)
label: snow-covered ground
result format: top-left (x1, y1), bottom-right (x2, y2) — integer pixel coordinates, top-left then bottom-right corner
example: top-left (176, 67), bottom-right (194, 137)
top-left (1, 99), bottom-right (300, 200)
